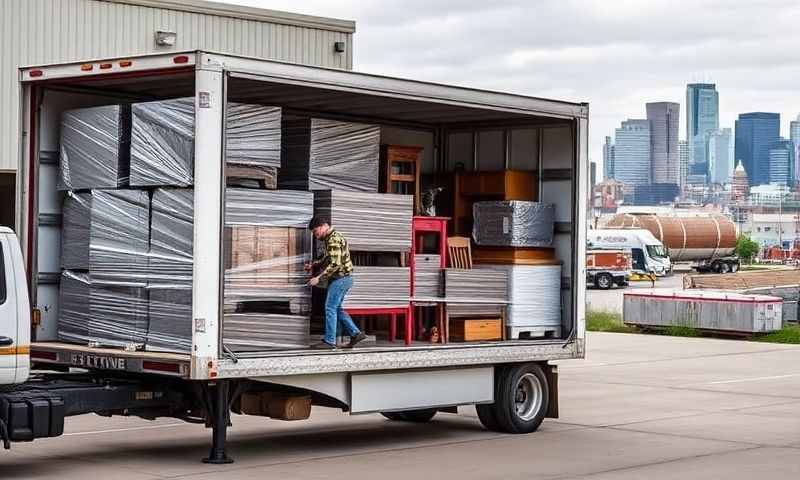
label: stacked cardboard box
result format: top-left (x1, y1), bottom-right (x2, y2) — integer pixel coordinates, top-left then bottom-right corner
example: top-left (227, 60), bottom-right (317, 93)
top-left (130, 98), bottom-right (283, 188)
top-left (444, 269), bottom-right (509, 302)
top-left (413, 254), bottom-right (442, 298)
top-left (58, 105), bottom-right (131, 191)
top-left (279, 117), bottom-right (380, 191)
top-left (146, 188), bottom-right (194, 353)
top-left (343, 266), bottom-right (410, 309)
top-left (58, 271), bottom-right (149, 348)
top-left (60, 189), bottom-right (150, 274)
top-left (223, 313), bottom-right (310, 351)
top-left (313, 191), bottom-right (413, 252)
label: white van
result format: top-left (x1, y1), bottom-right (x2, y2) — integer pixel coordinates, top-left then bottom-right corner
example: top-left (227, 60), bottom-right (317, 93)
top-left (587, 229), bottom-right (672, 276)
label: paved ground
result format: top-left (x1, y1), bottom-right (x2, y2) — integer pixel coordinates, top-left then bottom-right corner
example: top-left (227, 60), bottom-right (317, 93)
top-left (587, 270), bottom-right (687, 313)
top-left (2, 332), bottom-right (799, 479)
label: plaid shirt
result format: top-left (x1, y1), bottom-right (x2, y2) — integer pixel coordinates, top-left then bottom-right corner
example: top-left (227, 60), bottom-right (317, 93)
top-left (317, 229), bottom-right (353, 280)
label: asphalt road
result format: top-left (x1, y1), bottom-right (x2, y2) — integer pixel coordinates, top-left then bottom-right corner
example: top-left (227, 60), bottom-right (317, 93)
top-left (586, 271), bottom-right (687, 313)
top-left (2, 332), bottom-right (799, 479)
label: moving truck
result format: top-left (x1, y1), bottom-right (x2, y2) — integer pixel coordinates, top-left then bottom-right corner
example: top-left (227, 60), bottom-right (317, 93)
top-left (587, 228), bottom-right (671, 276)
top-left (1, 51), bottom-right (587, 463)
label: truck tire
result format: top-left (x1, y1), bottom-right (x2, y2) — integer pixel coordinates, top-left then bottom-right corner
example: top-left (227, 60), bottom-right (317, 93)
top-left (381, 409), bottom-right (437, 422)
top-left (594, 273), bottom-right (613, 290)
top-left (719, 262), bottom-right (730, 274)
top-left (730, 262), bottom-right (739, 273)
top-left (490, 363), bottom-right (550, 434)
top-left (712, 261), bottom-right (723, 273)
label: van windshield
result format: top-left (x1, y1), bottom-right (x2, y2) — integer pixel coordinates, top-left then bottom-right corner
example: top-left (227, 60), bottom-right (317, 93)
top-left (646, 244), bottom-right (668, 258)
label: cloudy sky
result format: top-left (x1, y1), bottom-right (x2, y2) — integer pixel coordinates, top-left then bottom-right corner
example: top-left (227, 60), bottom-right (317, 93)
top-left (219, 0), bottom-right (800, 176)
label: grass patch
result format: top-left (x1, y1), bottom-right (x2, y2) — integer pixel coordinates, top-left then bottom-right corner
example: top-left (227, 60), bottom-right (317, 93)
top-left (655, 325), bottom-right (702, 337)
top-left (754, 325), bottom-right (800, 344)
top-left (586, 309), bottom-right (637, 333)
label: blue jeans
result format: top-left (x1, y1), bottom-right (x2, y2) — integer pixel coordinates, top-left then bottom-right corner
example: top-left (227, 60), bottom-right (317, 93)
top-left (324, 275), bottom-right (360, 345)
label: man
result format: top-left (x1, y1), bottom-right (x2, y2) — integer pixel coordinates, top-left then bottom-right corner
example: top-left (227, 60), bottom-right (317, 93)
top-left (305, 216), bottom-right (367, 350)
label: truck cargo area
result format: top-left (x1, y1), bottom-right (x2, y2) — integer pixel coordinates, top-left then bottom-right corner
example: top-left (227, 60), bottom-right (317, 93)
top-left (19, 51), bottom-right (586, 379)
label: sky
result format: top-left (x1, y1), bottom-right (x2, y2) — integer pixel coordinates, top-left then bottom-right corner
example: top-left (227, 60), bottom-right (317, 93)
top-left (217, 0), bottom-right (800, 176)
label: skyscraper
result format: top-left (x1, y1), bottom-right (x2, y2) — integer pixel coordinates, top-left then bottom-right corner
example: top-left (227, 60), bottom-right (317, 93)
top-left (679, 140), bottom-right (689, 188)
top-left (735, 112), bottom-right (780, 186)
top-left (768, 139), bottom-right (794, 186)
top-left (791, 114), bottom-right (800, 188)
top-left (603, 135), bottom-right (615, 180)
top-left (707, 128), bottom-right (734, 184)
top-left (646, 102), bottom-right (680, 185)
top-left (686, 83), bottom-right (719, 180)
top-left (614, 119), bottom-right (651, 193)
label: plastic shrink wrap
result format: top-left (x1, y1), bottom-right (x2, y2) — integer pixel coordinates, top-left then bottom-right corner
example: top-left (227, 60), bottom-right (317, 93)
top-left (313, 191), bottom-right (413, 252)
top-left (472, 201), bottom-right (555, 247)
top-left (130, 98), bottom-right (195, 187)
top-left (343, 267), bottom-right (410, 308)
top-left (60, 190), bottom-right (150, 274)
top-left (58, 105), bottom-right (131, 191)
top-left (142, 188), bottom-right (314, 352)
top-left (146, 188), bottom-right (194, 353)
top-left (279, 117), bottom-right (380, 192)
top-left (58, 271), bottom-right (149, 348)
top-left (130, 98), bottom-right (282, 187)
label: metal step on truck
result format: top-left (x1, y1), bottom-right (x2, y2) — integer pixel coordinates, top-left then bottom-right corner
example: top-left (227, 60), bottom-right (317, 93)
top-left (1, 51), bottom-right (588, 463)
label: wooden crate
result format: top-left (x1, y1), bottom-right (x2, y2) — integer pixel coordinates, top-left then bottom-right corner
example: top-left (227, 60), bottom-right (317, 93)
top-left (450, 318), bottom-right (503, 342)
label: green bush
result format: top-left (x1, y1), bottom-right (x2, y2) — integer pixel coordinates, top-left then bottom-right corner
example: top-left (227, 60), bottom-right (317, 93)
top-left (585, 310), bottom-right (637, 333)
top-left (735, 235), bottom-right (760, 263)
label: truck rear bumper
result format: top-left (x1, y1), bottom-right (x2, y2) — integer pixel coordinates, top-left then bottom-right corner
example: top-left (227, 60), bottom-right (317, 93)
top-left (30, 342), bottom-right (191, 379)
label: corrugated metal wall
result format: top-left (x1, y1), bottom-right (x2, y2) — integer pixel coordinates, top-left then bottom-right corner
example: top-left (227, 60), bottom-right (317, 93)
top-left (0, 0), bottom-right (354, 171)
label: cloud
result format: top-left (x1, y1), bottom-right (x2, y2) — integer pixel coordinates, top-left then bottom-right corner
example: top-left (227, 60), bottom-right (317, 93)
top-left (219, 0), bottom-right (800, 175)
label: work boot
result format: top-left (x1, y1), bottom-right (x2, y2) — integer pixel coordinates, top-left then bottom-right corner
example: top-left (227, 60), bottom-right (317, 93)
top-left (345, 332), bottom-right (367, 348)
top-left (311, 341), bottom-right (336, 350)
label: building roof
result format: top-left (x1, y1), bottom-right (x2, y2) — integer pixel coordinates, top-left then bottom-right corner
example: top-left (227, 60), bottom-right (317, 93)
top-left (103, 0), bottom-right (356, 32)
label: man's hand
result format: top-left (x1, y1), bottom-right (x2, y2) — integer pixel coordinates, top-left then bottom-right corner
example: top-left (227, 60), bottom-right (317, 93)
top-left (308, 276), bottom-right (320, 287)
top-left (304, 262), bottom-right (314, 272)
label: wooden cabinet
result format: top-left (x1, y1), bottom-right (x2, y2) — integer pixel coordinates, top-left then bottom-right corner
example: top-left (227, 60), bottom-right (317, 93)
top-left (380, 145), bottom-right (422, 213)
top-left (453, 170), bottom-right (538, 235)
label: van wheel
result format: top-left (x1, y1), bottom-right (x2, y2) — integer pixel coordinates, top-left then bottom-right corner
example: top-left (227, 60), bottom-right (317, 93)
top-left (595, 273), bottom-right (613, 290)
top-left (381, 409), bottom-right (437, 422)
top-left (487, 364), bottom-right (549, 434)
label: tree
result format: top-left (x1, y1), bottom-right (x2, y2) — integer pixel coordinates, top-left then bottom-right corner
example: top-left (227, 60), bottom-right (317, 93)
top-left (735, 235), bottom-right (760, 263)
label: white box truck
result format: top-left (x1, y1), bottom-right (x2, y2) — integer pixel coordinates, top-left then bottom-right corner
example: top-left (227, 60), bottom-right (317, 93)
top-left (1, 51), bottom-right (588, 463)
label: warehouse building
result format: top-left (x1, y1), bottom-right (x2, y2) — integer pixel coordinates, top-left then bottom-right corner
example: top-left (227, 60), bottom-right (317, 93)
top-left (0, 0), bottom-right (355, 228)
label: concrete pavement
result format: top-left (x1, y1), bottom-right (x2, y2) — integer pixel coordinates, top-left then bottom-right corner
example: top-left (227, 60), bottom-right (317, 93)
top-left (2, 332), bottom-right (798, 479)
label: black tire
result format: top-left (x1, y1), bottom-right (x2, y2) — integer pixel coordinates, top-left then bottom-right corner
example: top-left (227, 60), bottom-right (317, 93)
top-left (595, 273), bottom-right (613, 290)
top-left (719, 262), bottom-right (730, 274)
top-left (381, 409), bottom-right (437, 423)
top-left (381, 412), bottom-right (405, 421)
top-left (476, 403), bottom-right (501, 431)
top-left (730, 262), bottom-right (739, 273)
top-left (491, 363), bottom-right (550, 434)
top-left (712, 261), bottom-right (723, 273)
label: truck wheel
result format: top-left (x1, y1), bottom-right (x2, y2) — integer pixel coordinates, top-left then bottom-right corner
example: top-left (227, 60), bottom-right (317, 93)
top-left (712, 261), bottom-right (723, 273)
top-left (730, 263), bottom-right (739, 273)
top-left (491, 363), bottom-right (549, 434)
top-left (476, 403), bottom-right (502, 431)
top-left (595, 273), bottom-right (613, 290)
top-left (720, 262), bottom-right (730, 274)
top-left (381, 409), bottom-right (437, 422)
